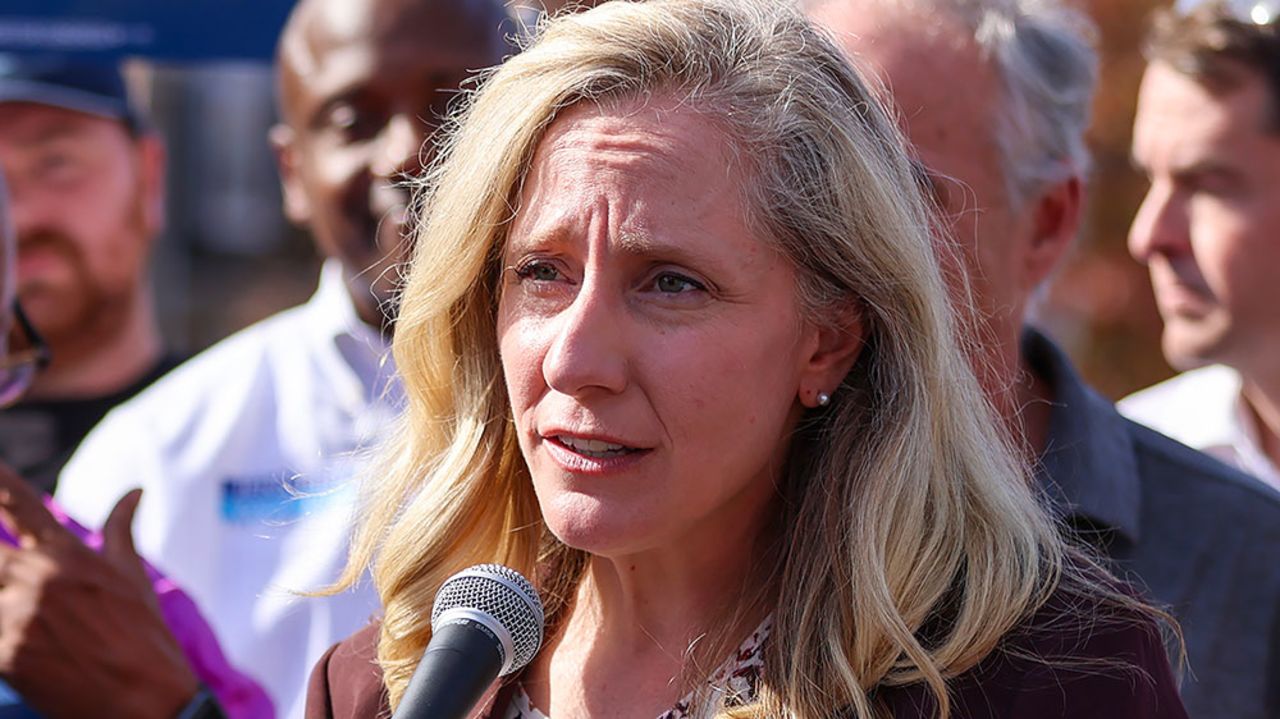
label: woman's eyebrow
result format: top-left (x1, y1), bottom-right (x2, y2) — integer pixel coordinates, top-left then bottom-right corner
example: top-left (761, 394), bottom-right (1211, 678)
top-left (502, 224), bottom-right (568, 255)
top-left (613, 231), bottom-right (721, 269)
top-left (506, 227), bottom-right (725, 270)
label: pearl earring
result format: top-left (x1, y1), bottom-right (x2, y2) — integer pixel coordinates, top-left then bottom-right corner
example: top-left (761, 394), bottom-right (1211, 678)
top-left (816, 392), bottom-right (831, 407)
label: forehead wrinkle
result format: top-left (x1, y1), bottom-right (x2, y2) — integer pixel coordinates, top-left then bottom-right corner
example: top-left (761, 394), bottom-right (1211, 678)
top-left (551, 130), bottom-right (692, 186)
top-left (516, 118), bottom-right (696, 227)
top-left (527, 135), bottom-right (723, 243)
top-left (510, 101), bottom-right (753, 262)
top-left (546, 99), bottom-right (730, 176)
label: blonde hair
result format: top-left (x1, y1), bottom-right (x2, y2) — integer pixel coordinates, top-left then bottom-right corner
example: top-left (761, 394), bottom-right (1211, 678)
top-left (337, 0), bottom-right (1129, 715)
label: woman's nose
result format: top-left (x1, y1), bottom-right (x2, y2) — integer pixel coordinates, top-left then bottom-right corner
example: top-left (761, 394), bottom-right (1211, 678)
top-left (541, 282), bottom-right (629, 398)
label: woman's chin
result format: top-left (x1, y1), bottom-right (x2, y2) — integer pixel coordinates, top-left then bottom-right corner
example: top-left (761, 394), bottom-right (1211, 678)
top-left (540, 496), bottom-right (661, 558)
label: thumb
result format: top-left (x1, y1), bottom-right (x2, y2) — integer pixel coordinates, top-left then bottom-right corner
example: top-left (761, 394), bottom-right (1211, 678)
top-left (102, 489), bottom-right (150, 588)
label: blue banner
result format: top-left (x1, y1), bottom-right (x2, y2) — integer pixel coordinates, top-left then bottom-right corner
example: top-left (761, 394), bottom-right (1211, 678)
top-left (0, 1), bottom-right (295, 62)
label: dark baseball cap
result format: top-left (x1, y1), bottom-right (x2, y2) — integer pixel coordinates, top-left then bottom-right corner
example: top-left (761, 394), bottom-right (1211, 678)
top-left (0, 54), bottom-right (143, 130)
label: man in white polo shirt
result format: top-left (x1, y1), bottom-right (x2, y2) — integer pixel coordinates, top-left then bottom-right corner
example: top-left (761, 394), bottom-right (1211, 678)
top-left (54, 0), bottom-right (512, 715)
top-left (1120, 0), bottom-right (1280, 493)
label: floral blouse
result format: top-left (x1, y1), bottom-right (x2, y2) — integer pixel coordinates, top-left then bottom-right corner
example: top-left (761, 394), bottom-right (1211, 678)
top-left (505, 616), bottom-right (771, 719)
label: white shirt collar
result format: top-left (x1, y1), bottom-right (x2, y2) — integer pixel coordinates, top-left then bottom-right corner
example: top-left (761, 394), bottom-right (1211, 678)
top-left (1176, 365), bottom-right (1280, 492)
top-left (304, 260), bottom-right (383, 344)
top-left (1231, 387), bottom-right (1280, 491)
top-left (303, 260), bottom-right (400, 417)
top-left (1120, 364), bottom-right (1280, 492)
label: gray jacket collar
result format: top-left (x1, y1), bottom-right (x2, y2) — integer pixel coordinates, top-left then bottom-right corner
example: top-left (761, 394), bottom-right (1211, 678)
top-left (1023, 328), bottom-right (1143, 544)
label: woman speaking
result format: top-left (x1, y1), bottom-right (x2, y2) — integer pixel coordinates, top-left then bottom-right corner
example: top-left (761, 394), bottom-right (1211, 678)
top-left (307, 1), bottom-right (1185, 716)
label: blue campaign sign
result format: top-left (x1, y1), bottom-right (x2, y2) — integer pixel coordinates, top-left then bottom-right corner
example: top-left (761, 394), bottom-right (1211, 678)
top-left (0, 0), bottom-right (296, 62)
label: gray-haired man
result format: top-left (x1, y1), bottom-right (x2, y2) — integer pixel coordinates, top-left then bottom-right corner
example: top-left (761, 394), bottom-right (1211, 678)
top-left (807, 1), bottom-right (1280, 716)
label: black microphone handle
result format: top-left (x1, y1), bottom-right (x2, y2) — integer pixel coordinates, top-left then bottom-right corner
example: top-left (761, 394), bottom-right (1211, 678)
top-left (392, 619), bottom-right (506, 719)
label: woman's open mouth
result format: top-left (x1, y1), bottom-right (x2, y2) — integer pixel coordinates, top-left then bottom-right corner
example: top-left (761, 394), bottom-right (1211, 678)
top-left (549, 435), bottom-right (640, 459)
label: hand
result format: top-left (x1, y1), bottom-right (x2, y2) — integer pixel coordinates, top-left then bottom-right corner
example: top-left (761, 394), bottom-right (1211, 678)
top-left (0, 463), bottom-right (200, 719)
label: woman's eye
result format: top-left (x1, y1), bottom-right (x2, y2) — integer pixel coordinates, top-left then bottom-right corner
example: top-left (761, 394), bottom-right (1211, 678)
top-left (514, 260), bottom-right (563, 282)
top-left (653, 272), bottom-right (705, 294)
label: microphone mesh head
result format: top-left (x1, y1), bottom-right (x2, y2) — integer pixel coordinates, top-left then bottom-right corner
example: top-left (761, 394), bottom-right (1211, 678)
top-left (431, 564), bottom-right (545, 675)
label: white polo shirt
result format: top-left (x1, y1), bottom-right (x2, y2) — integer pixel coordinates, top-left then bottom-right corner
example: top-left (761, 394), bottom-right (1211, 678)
top-left (1119, 364), bottom-right (1280, 494)
top-left (55, 261), bottom-right (398, 719)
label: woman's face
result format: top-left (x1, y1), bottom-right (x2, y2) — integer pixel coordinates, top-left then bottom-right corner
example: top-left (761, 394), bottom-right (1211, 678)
top-left (497, 99), bottom-right (839, 557)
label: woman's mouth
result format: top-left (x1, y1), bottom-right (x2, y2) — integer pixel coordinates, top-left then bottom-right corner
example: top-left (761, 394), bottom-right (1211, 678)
top-left (550, 435), bottom-right (639, 459)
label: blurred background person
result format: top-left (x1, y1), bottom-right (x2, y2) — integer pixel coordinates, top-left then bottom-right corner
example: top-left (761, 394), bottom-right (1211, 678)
top-left (312, 2), bottom-right (1184, 717)
top-left (0, 57), bottom-right (181, 494)
top-left (806, 0), bottom-right (1280, 716)
top-left (0, 172), bottom-right (271, 719)
top-left (1121, 0), bottom-right (1280, 494)
top-left (53, 0), bottom-right (512, 716)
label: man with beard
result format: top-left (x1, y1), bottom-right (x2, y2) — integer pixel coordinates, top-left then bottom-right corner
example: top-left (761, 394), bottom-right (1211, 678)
top-left (0, 172), bottom-right (271, 719)
top-left (0, 58), bottom-right (180, 494)
top-left (807, 0), bottom-right (1280, 715)
top-left (54, 0), bottom-right (513, 716)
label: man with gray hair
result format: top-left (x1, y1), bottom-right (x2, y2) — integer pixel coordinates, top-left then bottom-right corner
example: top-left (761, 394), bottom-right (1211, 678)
top-left (807, 1), bottom-right (1280, 715)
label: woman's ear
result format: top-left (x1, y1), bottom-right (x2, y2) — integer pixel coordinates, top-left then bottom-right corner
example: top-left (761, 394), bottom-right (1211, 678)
top-left (798, 304), bottom-right (866, 408)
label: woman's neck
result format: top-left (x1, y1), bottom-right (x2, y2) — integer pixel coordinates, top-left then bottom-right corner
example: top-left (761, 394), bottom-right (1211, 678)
top-left (579, 553), bottom-right (768, 655)
top-left (526, 504), bottom-right (780, 717)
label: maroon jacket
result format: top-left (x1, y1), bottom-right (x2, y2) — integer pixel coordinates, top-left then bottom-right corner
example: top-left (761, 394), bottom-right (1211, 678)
top-left (306, 590), bottom-right (1188, 719)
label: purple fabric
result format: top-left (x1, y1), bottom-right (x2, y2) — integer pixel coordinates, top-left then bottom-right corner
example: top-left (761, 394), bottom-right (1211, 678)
top-left (879, 582), bottom-right (1189, 718)
top-left (0, 497), bottom-right (274, 719)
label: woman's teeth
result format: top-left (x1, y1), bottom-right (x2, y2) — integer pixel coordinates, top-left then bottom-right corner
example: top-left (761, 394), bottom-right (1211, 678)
top-left (556, 436), bottom-right (631, 458)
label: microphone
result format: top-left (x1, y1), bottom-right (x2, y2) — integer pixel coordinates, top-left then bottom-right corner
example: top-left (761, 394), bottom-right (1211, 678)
top-left (392, 564), bottom-right (546, 719)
